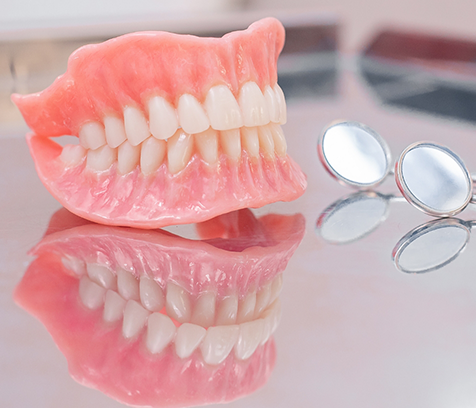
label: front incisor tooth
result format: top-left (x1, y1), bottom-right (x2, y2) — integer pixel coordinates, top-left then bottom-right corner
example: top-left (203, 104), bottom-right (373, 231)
top-left (140, 137), bottom-right (166, 175)
top-left (175, 323), bottom-right (207, 359)
top-left (103, 290), bottom-right (126, 323)
top-left (215, 295), bottom-right (238, 325)
top-left (122, 299), bottom-right (150, 339)
top-left (79, 121), bottom-right (106, 150)
top-left (269, 123), bottom-right (287, 157)
top-left (200, 325), bottom-right (240, 365)
top-left (117, 268), bottom-right (140, 300)
top-left (240, 127), bottom-right (259, 158)
top-left (146, 312), bottom-right (176, 354)
top-left (274, 84), bottom-right (287, 124)
top-left (139, 276), bottom-right (165, 312)
top-left (177, 94), bottom-right (210, 135)
top-left (235, 320), bottom-right (264, 360)
top-left (191, 291), bottom-right (216, 328)
top-left (124, 106), bottom-right (150, 146)
top-left (86, 263), bottom-right (117, 290)
top-left (79, 275), bottom-right (106, 310)
top-left (204, 85), bottom-right (243, 130)
top-left (257, 125), bottom-right (275, 158)
top-left (264, 85), bottom-right (280, 123)
top-left (195, 128), bottom-right (218, 165)
top-left (148, 96), bottom-right (179, 140)
top-left (237, 292), bottom-right (257, 324)
top-left (104, 116), bottom-right (127, 148)
top-left (220, 129), bottom-right (241, 162)
top-left (60, 145), bottom-right (86, 167)
top-left (238, 82), bottom-right (270, 127)
top-left (117, 140), bottom-right (141, 174)
top-left (166, 282), bottom-right (191, 323)
top-left (86, 145), bottom-right (116, 171)
top-left (167, 130), bottom-right (194, 174)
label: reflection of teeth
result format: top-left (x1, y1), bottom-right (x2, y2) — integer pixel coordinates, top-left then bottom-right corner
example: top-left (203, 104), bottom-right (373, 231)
top-left (274, 84), bottom-right (286, 124)
top-left (60, 144), bottom-right (86, 167)
top-left (204, 85), bottom-right (243, 130)
top-left (79, 275), bottom-right (106, 310)
top-left (117, 268), bottom-right (140, 300)
top-left (167, 130), bottom-right (194, 174)
top-left (177, 94), bottom-right (210, 135)
top-left (139, 276), bottom-right (165, 312)
top-left (117, 140), bottom-right (141, 175)
top-left (258, 125), bottom-right (275, 158)
top-left (235, 319), bottom-right (264, 360)
top-left (175, 323), bottom-right (207, 358)
top-left (140, 137), bottom-right (166, 175)
top-left (269, 123), bottom-right (287, 157)
top-left (124, 106), bottom-right (150, 146)
top-left (103, 289), bottom-right (126, 323)
top-left (239, 82), bottom-right (270, 127)
top-left (86, 144), bottom-right (116, 171)
top-left (166, 282), bottom-right (191, 323)
top-left (215, 295), bottom-right (238, 325)
top-left (237, 291), bottom-right (256, 324)
top-left (264, 85), bottom-right (280, 123)
top-left (104, 116), bottom-right (127, 148)
top-left (148, 96), bottom-right (178, 140)
top-left (254, 282), bottom-right (271, 318)
top-left (191, 291), bottom-right (216, 328)
top-left (86, 263), bottom-right (117, 290)
top-left (79, 121), bottom-right (107, 150)
top-left (220, 129), bottom-right (241, 161)
top-left (195, 128), bottom-right (219, 165)
top-left (240, 127), bottom-right (260, 158)
top-left (122, 299), bottom-right (150, 339)
top-left (62, 256), bottom-right (86, 276)
top-left (146, 312), bottom-right (176, 354)
top-left (200, 325), bottom-right (240, 365)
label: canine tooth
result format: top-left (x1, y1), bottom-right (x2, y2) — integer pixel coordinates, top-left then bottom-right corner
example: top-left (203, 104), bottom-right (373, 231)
top-left (175, 323), bottom-right (207, 359)
top-left (215, 295), bottom-right (238, 325)
top-left (79, 275), bottom-right (106, 310)
top-left (195, 128), bottom-right (218, 165)
top-left (167, 130), bottom-right (194, 174)
top-left (177, 94), bottom-right (210, 134)
top-left (146, 313), bottom-right (176, 354)
top-left (86, 263), bottom-right (117, 290)
top-left (264, 85), bottom-right (280, 123)
top-left (238, 82), bottom-right (270, 127)
top-left (273, 84), bottom-right (287, 124)
top-left (86, 145), bottom-right (116, 171)
top-left (148, 96), bottom-right (178, 140)
top-left (237, 292), bottom-right (256, 324)
top-left (104, 116), bottom-right (127, 148)
top-left (269, 123), bottom-right (287, 157)
top-left (269, 274), bottom-right (283, 304)
top-left (79, 121), bottom-right (106, 150)
top-left (166, 283), bottom-right (191, 323)
top-left (240, 127), bottom-right (259, 158)
top-left (204, 85), bottom-right (243, 130)
top-left (258, 125), bottom-right (275, 158)
top-left (61, 256), bottom-right (86, 276)
top-left (191, 291), bottom-right (216, 328)
top-left (140, 137), bottom-right (166, 175)
top-left (122, 299), bottom-right (150, 339)
top-left (235, 320), bottom-right (264, 360)
top-left (117, 268), bottom-right (140, 300)
top-left (255, 282), bottom-right (272, 318)
top-left (103, 290), bottom-right (126, 323)
top-left (200, 325), bottom-right (239, 365)
top-left (117, 140), bottom-right (140, 174)
top-left (140, 276), bottom-right (165, 312)
top-left (220, 129), bottom-right (241, 161)
top-left (60, 145), bottom-right (86, 167)
top-left (124, 106), bottom-right (150, 146)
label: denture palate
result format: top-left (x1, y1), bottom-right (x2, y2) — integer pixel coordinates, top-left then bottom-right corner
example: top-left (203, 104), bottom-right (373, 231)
top-left (66, 256), bottom-right (283, 365)
top-left (59, 82), bottom-right (287, 175)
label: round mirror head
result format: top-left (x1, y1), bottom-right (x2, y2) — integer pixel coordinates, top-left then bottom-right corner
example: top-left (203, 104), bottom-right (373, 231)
top-left (316, 191), bottom-right (390, 244)
top-left (395, 142), bottom-right (472, 217)
top-left (318, 121), bottom-right (392, 188)
top-left (392, 218), bottom-right (470, 274)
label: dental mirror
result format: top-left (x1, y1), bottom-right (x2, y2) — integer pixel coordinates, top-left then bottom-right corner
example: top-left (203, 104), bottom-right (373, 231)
top-left (395, 142), bottom-right (473, 217)
top-left (318, 121), bottom-right (392, 188)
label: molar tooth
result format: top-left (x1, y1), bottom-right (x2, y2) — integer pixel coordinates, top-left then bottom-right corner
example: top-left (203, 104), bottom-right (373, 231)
top-left (195, 128), bottom-right (218, 165)
top-left (139, 276), bottom-right (165, 312)
top-left (140, 137), bottom-right (166, 175)
top-left (166, 283), bottom-right (191, 323)
top-left (86, 263), bottom-right (117, 290)
top-left (148, 96), bottom-right (179, 140)
top-left (264, 85), bottom-right (280, 123)
top-left (61, 256), bottom-right (86, 276)
top-left (200, 325), bottom-right (240, 365)
top-left (235, 320), bottom-right (264, 360)
top-left (240, 127), bottom-right (259, 158)
top-left (146, 312), bottom-right (176, 354)
top-left (177, 94), bottom-right (210, 134)
top-left (117, 140), bottom-right (140, 174)
top-left (215, 295), bottom-right (238, 326)
top-left (124, 106), bottom-right (150, 146)
top-left (60, 145), bottom-right (86, 167)
top-left (122, 299), bottom-right (150, 339)
top-left (269, 123), bottom-right (287, 157)
top-left (238, 82), bottom-right (270, 127)
top-left (175, 323), bottom-right (207, 359)
top-left (167, 129), bottom-right (194, 174)
top-left (117, 268), bottom-right (140, 301)
top-left (86, 144), bottom-right (116, 171)
top-left (79, 121), bottom-right (106, 150)
top-left (269, 274), bottom-right (283, 304)
top-left (220, 129), bottom-right (241, 161)
top-left (204, 85), bottom-right (243, 130)
top-left (254, 282), bottom-right (272, 318)
top-left (237, 292), bottom-right (256, 324)
top-left (258, 125), bottom-right (275, 158)
top-left (79, 275), bottom-right (106, 310)
top-left (191, 291), bottom-right (216, 328)
top-left (103, 290), bottom-right (126, 323)
top-left (273, 84), bottom-right (287, 124)
top-left (104, 116), bottom-right (127, 148)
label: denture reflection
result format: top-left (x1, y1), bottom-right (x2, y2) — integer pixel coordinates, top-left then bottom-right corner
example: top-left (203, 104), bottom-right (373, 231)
top-left (15, 208), bottom-right (304, 407)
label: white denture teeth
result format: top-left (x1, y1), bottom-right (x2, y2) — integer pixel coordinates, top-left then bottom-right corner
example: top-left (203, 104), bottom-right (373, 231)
top-left (274, 84), bottom-right (287, 124)
top-left (79, 275), bottom-right (106, 310)
top-left (124, 106), bottom-right (150, 146)
top-left (103, 289), bottom-right (126, 323)
top-left (204, 85), bottom-right (243, 130)
top-left (264, 85), bottom-right (280, 123)
top-left (240, 127), bottom-right (260, 158)
top-left (177, 94), bottom-right (210, 135)
top-left (254, 282), bottom-right (272, 318)
top-left (269, 123), bottom-right (287, 157)
top-left (60, 144), bottom-right (86, 167)
top-left (139, 276), bottom-right (165, 312)
top-left (79, 121), bottom-right (107, 150)
top-left (200, 325), bottom-right (240, 365)
top-left (104, 116), bottom-right (127, 148)
top-left (175, 323), bottom-right (207, 358)
top-left (220, 129), bottom-right (241, 161)
top-left (146, 312), bottom-right (176, 354)
top-left (239, 82), bottom-right (270, 127)
top-left (148, 96), bottom-right (179, 140)
top-left (236, 291), bottom-right (257, 324)
top-left (195, 128), bottom-right (219, 165)
top-left (191, 291), bottom-right (216, 328)
top-left (167, 130), bottom-right (194, 174)
top-left (140, 137), bottom-right (166, 175)
top-left (235, 319), bottom-right (264, 360)
top-left (166, 282), bottom-right (192, 323)
top-left (122, 299), bottom-right (150, 339)
top-left (117, 140), bottom-right (141, 175)
top-left (215, 295), bottom-right (238, 326)
top-left (117, 268), bottom-right (140, 300)
top-left (87, 263), bottom-right (117, 290)
top-left (258, 125), bottom-right (275, 158)
top-left (86, 144), bottom-right (116, 171)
